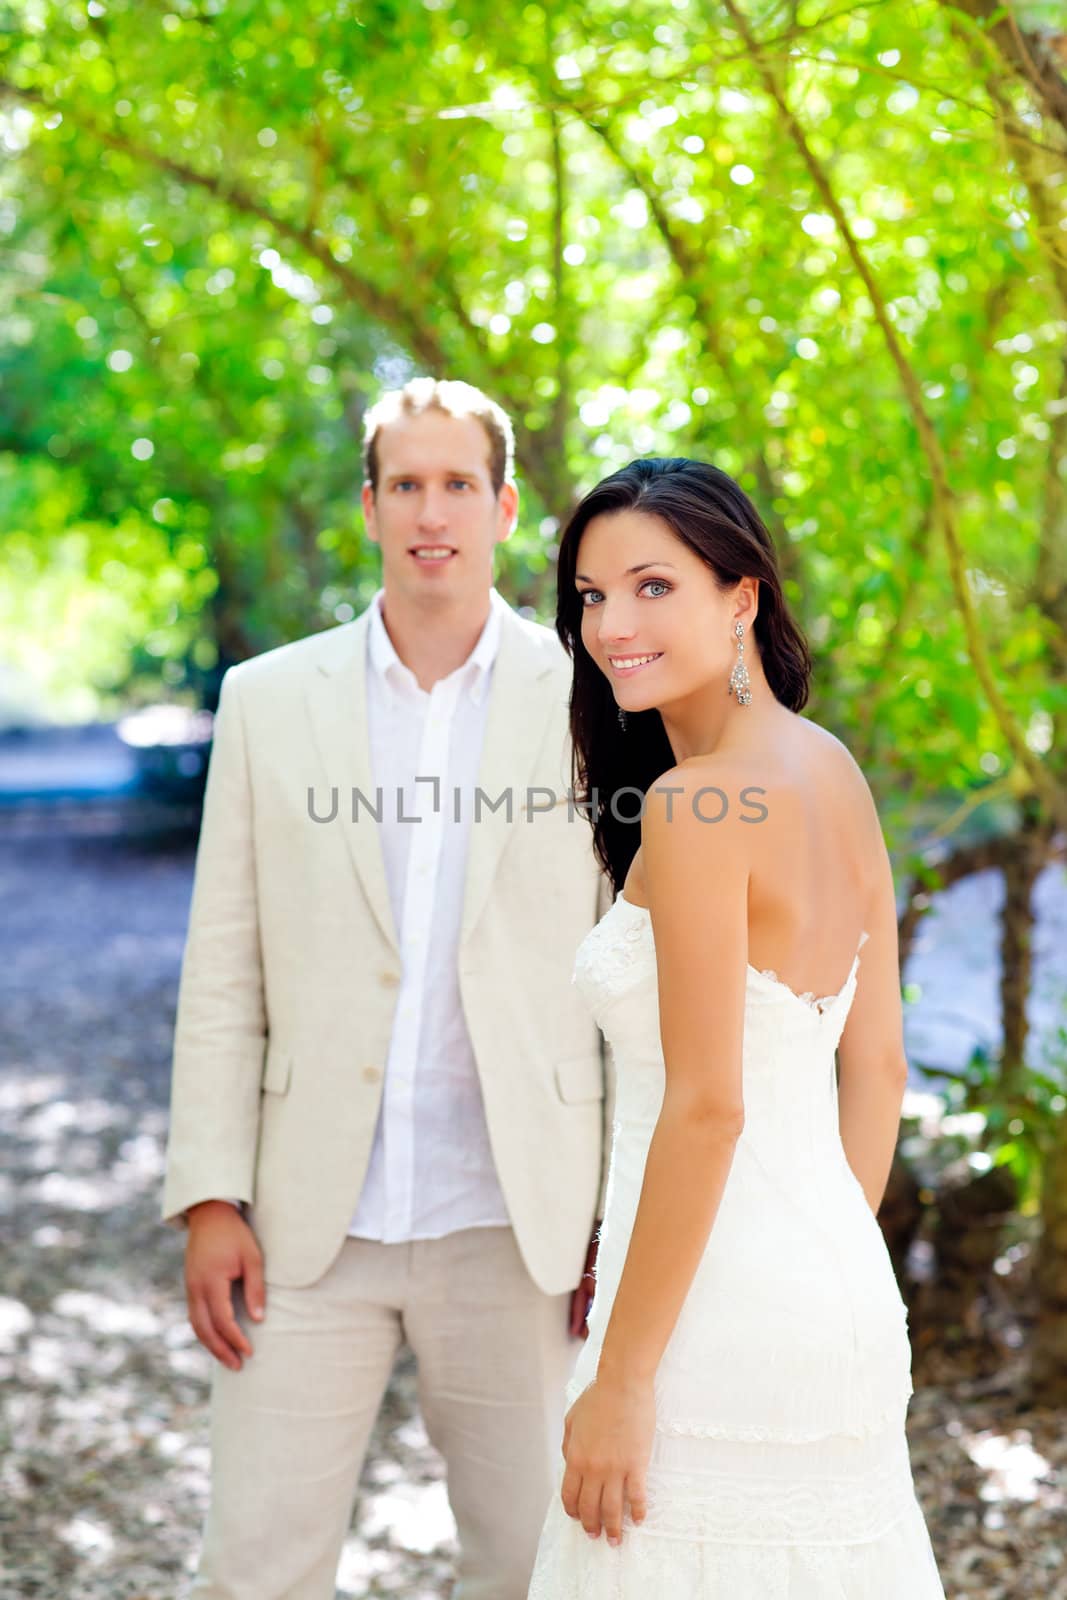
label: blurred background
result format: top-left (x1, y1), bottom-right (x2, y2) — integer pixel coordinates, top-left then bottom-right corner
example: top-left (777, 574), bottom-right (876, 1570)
top-left (1, 0), bottom-right (1066, 1595)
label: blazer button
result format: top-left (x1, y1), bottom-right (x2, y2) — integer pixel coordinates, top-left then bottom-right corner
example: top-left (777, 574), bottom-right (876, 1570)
top-left (379, 970), bottom-right (399, 988)
top-left (362, 1066), bottom-right (382, 1084)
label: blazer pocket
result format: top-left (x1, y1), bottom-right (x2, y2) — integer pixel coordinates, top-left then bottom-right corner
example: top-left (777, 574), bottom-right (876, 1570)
top-left (261, 1043), bottom-right (293, 1096)
top-left (555, 1055), bottom-right (604, 1105)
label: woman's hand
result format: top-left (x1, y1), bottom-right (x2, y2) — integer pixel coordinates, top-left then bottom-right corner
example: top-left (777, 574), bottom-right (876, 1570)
top-left (560, 1373), bottom-right (654, 1546)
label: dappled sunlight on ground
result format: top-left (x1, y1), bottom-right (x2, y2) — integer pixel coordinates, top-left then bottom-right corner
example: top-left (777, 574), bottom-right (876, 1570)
top-left (0, 839), bottom-right (455, 1598)
top-left (967, 1429), bottom-right (1065, 1509)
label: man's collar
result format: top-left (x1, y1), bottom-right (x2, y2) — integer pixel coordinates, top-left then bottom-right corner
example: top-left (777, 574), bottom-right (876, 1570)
top-left (367, 587), bottom-right (504, 704)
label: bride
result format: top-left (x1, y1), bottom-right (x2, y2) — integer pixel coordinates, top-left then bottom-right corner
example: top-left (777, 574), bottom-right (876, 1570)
top-left (528, 457), bottom-right (944, 1596)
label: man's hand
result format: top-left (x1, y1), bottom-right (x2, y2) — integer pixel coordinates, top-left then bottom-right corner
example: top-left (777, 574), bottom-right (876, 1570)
top-left (568, 1226), bottom-right (600, 1340)
top-left (184, 1200), bottom-right (265, 1371)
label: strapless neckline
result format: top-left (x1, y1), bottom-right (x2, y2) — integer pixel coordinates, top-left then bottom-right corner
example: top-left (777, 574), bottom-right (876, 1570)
top-left (614, 892), bottom-right (867, 1019)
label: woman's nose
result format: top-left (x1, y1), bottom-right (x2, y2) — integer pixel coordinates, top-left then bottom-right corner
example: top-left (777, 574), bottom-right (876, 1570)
top-left (598, 604), bottom-right (638, 646)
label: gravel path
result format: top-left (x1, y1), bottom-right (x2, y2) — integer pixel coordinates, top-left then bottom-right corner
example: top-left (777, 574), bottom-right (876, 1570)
top-left (1, 835), bottom-right (1064, 1598)
top-left (0, 837), bottom-right (452, 1599)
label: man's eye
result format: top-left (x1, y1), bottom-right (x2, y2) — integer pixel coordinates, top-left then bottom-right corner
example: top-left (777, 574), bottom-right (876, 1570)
top-left (393, 481), bottom-right (416, 491)
top-left (448, 479), bottom-right (471, 490)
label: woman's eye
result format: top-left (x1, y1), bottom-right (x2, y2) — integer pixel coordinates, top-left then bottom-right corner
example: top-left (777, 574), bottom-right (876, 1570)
top-left (578, 582), bottom-right (669, 605)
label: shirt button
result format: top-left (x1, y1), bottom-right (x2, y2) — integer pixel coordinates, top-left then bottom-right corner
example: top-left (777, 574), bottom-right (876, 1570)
top-left (379, 970), bottom-right (399, 989)
top-left (362, 1066), bottom-right (382, 1084)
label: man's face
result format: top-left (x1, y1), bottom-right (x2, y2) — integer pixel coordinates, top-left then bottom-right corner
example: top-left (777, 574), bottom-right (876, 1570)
top-left (361, 410), bottom-right (517, 609)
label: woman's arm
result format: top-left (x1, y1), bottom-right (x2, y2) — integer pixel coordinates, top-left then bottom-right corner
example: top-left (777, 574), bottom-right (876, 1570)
top-left (561, 766), bottom-right (750, 1544)
top-left (836, 802), bottom-right (910, 1213)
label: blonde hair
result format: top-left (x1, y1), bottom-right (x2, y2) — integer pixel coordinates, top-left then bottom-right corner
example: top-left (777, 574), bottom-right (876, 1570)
top-left (362, 377), bottom-right (515, 496)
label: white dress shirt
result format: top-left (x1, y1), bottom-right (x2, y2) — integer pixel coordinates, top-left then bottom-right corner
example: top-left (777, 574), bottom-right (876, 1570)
top-left (347, 588), bottom-right (512, 1243)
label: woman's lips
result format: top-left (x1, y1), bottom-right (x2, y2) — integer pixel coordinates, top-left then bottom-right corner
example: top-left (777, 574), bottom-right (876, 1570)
top-left (607, 652), bottom-right (663, 677)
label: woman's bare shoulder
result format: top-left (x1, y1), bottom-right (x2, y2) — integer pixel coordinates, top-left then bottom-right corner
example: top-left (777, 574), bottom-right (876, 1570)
top-left (785, 718), bottom-right (887, 870)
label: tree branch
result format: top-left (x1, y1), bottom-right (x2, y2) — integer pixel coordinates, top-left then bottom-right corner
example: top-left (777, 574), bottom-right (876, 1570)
top-left (0, 83), bottom-right (449, 371)
top-left (719, 0), bottom-right (1067, 831)
top-left (573, 103), bottom-right (801, 585)
top-left (970, 47), bottom-right (1067, 670)
top-left (945, 0), bottom-right (1067, 141)
top-left (0, 80), bottom-right (569, 511)
top-left (547, 100), bottom-right (572, 506)
top-left (897, 819), bottom-right (1061, 970)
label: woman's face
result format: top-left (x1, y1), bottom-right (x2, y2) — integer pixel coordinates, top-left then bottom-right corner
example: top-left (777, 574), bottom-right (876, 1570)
top-left (574, 509), bottom-right (746, 716)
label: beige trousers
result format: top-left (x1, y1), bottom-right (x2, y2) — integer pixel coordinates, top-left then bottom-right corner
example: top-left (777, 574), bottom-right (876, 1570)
top-left (191, 1227), bottom-right (576, 1600)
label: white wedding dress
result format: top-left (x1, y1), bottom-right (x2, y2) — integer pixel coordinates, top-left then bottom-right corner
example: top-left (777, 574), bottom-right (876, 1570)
top-left (528, 892), bottom-right (944, 1598)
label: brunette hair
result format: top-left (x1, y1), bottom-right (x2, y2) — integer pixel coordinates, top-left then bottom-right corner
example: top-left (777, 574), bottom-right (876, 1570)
top-left (555, 456), bottom-right (812, 894)
top-left (362, 377), bottom-right (515, 495)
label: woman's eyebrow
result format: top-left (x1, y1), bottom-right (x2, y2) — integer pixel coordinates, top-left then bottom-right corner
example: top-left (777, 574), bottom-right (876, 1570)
top-left (575, 562), bottom-right (677, 581)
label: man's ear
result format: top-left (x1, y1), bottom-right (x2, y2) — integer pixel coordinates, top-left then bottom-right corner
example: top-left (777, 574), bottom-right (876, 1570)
top-left (361, 481), bottom-right (380, 544)
top-left (496, 480), bottom-right (519, 542)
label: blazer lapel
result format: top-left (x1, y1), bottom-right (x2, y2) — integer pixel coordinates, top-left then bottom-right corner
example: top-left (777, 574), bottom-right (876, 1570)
top-left (304, 611), bottom-right (399, 954)
top-left (303, 602), bottom-right (563, 954)
top-left (461, 606), bottom-right (562, 942)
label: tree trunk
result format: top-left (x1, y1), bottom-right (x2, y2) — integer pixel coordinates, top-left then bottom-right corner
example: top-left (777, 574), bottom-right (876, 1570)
top-left (918, 1163), bottom-right (1017, 1357)
top-left (998, 799), bottom-right (1046, 1095)
top-left (1032, 1114), bottom-right (1067, 1403)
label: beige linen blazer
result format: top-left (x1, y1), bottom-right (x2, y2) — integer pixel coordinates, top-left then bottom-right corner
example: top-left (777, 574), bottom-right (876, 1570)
top-left (162, 599), bottom-right (613, 1294)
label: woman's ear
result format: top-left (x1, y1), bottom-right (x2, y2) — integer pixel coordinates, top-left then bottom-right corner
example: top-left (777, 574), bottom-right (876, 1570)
top-left (736, 576), bottom-right (759, 628)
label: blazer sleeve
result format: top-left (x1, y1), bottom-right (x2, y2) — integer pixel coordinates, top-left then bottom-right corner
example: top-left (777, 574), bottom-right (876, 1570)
top-left (595, 869), bottom-right (616, 1218)
top-left (161, 666), bottom-right (268, 1224)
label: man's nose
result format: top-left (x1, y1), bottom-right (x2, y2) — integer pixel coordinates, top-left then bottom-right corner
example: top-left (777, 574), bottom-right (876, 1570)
top-left (417, 491), bottom-right (449, 532)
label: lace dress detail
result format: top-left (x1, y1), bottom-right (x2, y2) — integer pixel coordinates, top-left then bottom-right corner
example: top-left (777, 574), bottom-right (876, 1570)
top-left (752, 929), bottom-right (871, 1015)
top-left (529, 897), bottom-right (944, 1599)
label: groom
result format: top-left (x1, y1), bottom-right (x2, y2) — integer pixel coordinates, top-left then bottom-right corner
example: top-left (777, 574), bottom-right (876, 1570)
top-left (162, 378), bottom-right (611, 1599)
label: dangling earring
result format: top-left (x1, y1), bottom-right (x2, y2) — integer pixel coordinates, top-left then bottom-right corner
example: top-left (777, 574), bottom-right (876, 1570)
top-left (618, 707), bottom-right (628, 731)
top-left (727, 620), bottom-right (752, 706)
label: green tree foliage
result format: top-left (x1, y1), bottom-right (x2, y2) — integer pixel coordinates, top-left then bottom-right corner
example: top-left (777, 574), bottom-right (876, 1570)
top-left (0, 0), bottom-right (1064, 840)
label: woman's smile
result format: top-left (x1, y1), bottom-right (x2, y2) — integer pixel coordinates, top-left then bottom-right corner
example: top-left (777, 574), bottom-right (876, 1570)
top-left (607, 652), bottom-right (664, 677)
